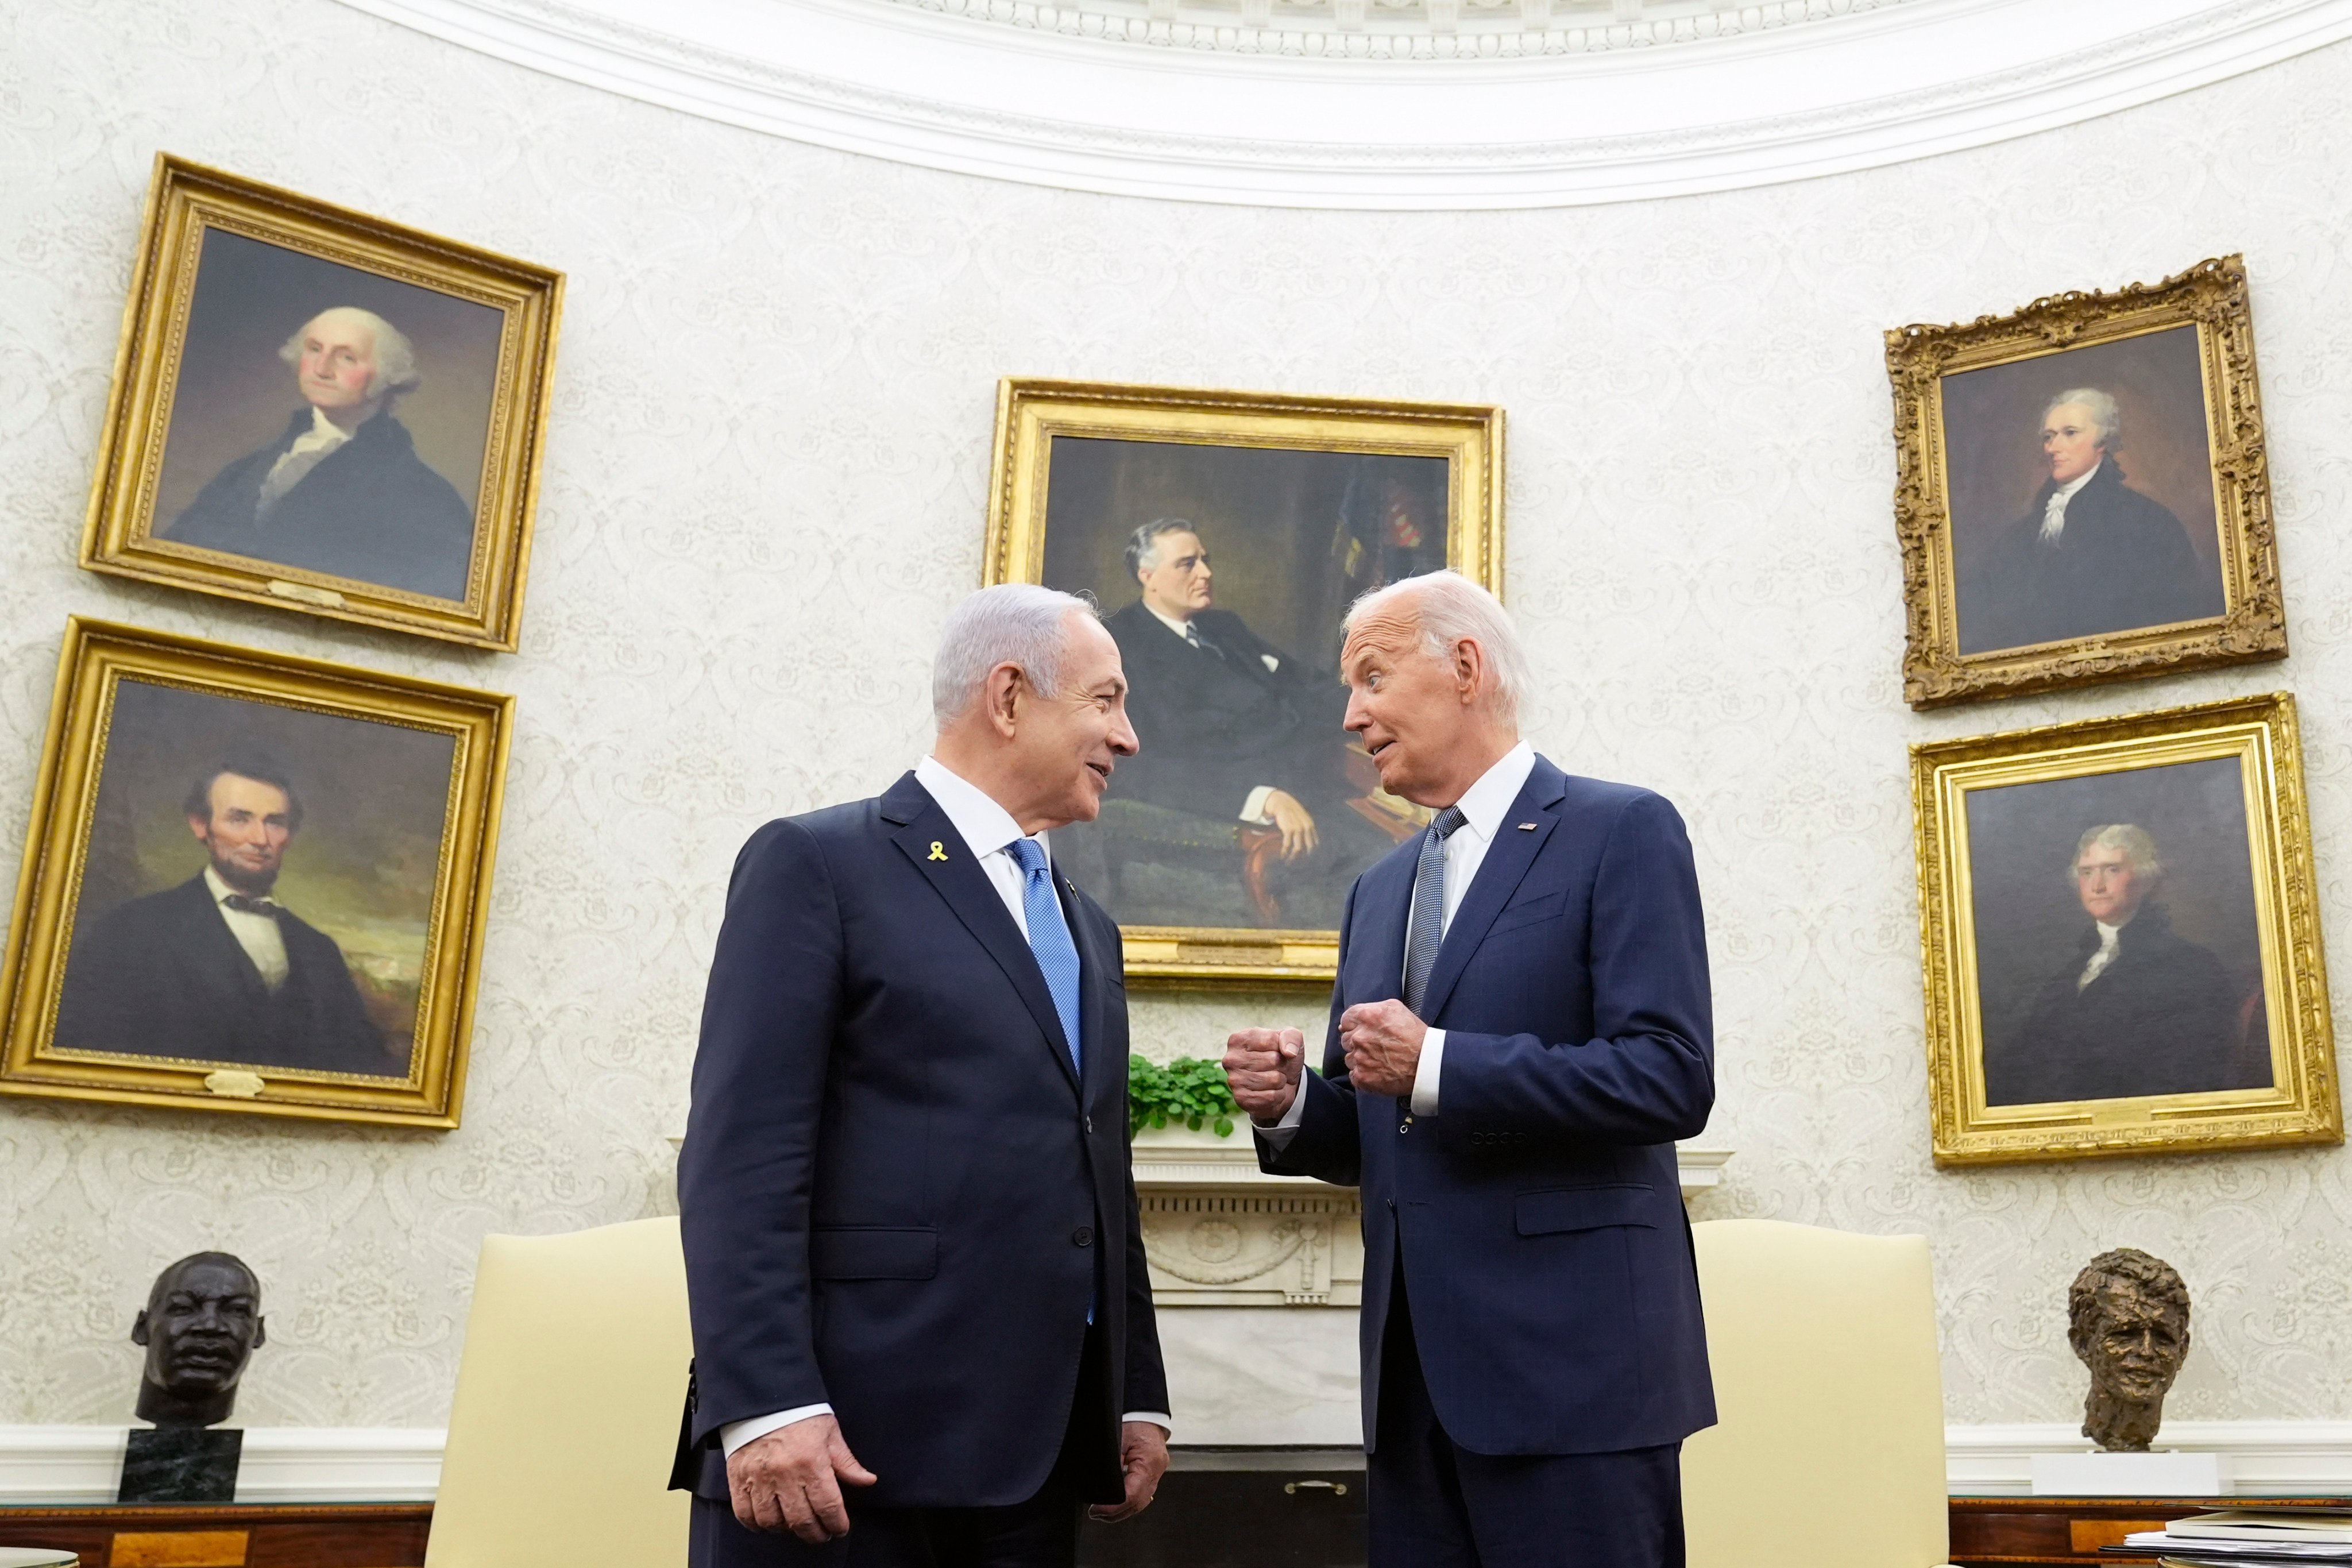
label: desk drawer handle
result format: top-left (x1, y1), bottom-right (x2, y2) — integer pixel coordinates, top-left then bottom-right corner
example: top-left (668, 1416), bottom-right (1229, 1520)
top-left (1284, 1480), bottom-right (1349, 1496)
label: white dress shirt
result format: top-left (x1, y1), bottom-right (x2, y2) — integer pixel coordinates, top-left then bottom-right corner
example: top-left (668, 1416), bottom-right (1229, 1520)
top-left (1140, 601), bottom-right (1285, 824)
top-left (258, 407), bottom-right (355, 514)
top-left (720, 758), bottom-right (1171, 1457)
top-left (1261, 741), bottom-right (1538, 1142)
top-left (204, 866), bottom-right (289, 991)
top-left (2037, 461), bottom-right (2102, 544)
top-left (2078, 920), bottom-right (2126, 991)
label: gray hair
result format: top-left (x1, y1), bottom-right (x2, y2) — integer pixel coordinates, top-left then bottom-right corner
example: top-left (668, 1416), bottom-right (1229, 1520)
top-left (2074, 823), bottom-right (2161, 879)
top-left (279, 307), bottom-right (422, 398)
top-left (2045, 388), bottom-right (2121, 450)
top-left (1123, 518), bottom-right (1199, 581)
top-left (1344, 569), bottom-right (1530, 727)
top-left (932, 583), bottom-right (1100, 729)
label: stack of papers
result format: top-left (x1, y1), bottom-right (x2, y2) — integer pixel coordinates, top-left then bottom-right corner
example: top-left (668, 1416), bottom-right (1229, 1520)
top-left (2108, 1508), bottom-right (2352, 1563)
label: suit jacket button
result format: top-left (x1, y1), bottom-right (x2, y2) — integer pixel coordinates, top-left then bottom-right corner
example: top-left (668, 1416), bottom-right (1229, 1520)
top-left (1073, 1226), bottom-right (1094, 1247)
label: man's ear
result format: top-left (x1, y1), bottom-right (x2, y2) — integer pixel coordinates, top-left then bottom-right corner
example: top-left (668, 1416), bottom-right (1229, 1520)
top-left (983, 663), bottom-right (1025, 739)
top-left (1453, 638), bottom-right (1485, 703)
top-left (252, 1316), bottom-right (267, 1349)
top-left (185, 814), bottom-right (210, 843)
top-left (131, 1308), bottom-right (151, 1347)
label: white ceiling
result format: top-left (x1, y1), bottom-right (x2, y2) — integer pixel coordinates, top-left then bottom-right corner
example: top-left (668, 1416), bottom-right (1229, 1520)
top-left (339, 0), bottom-right (2352, 207)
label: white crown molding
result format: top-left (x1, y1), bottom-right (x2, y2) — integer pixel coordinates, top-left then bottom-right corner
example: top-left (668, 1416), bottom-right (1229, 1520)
top-left (0, 1426), bottom-right (443, 1504)
top-left (331, 0), bottom-right (2352, 207)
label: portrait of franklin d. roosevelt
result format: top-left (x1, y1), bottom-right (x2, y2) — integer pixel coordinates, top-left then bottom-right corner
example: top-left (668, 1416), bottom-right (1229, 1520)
top-left (49, 679), bottom-right (456, 1079)
top-left (1968, 759), bottom-right (2272, 1108)
top-left (1040, 438), bottom-right (1451, 932)
top-left (148, 228), bottom-right (503, 603)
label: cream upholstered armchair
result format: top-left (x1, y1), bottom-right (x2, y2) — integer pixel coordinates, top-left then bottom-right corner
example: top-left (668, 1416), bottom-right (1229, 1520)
top-left (425, 1216), bottom-right (693, 1566)
top-left (1681, 1219), bottom-right (1959, 1568)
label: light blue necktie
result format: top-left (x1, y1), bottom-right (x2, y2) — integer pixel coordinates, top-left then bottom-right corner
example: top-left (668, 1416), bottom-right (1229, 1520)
top-left (1404, 805), bottom-right (1469, 1016)
top-left (1007, 837), bottom-right (1083, 1073)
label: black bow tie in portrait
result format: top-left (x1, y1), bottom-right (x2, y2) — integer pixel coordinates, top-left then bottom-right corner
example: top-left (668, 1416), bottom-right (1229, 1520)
top-left (221, 894), bottom-right (281, 918)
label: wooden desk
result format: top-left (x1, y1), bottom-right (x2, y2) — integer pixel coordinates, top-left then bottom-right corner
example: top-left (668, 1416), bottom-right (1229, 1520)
top-left (1952, 1495), bottom-right (2351, 1565)
top-left (0, 1503), bottom-right (430, 1566)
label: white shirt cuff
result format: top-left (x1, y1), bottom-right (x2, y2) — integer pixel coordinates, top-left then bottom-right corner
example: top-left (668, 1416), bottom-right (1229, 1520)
top-left (1122, 1412), bottom-right (1172, 1434)
top-left (1410, 1028), bottom-right (1446, 1117)
top-left (1255, 1073), bottom-right (1309, 1150)
top-left (720, 1403), bottom-right (834, 1455)
top-left (1241, 785), bottom-right (1278, 824)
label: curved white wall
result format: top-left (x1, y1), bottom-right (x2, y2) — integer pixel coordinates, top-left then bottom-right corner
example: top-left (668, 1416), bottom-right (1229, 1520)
top-left (5, 0), bottom-right (2352, 1443)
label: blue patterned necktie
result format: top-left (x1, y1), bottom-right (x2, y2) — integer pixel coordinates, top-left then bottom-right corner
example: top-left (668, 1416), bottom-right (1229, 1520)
top-left (1404, 805), bottom-right (1469, 1016)
top-left (1007, 837), bottom-right (1083, 1073)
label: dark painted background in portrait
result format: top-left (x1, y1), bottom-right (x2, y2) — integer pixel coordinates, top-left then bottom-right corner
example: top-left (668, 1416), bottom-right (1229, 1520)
top-left (1964, 756), bottom-right (2267, 1097)
top-left (1039, 437), bottom-right (1448, 930)
top-left (151, 228), bottom-right (502, 537)
top-left (1943, 326), bottom-right (2223, 653)
top-left (68, 679), bottom-right (457, 1068)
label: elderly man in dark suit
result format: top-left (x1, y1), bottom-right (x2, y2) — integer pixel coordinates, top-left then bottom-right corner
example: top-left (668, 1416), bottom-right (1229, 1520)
top-left (163, 306), bottom-right (475, 601)
top-left (1959, 388), bottom-right (2222, 655)
top-left (1101, 518), bottom-right (1395, 920)
top-left (672, 583), bottom-right (1170, 1566)
top-left (1984, 823), bottom-right (2261, 1106)
top-left (55, 760), bottom-right (388, 1076)
top-left (1224, 570), bottom-right (1716, 1567)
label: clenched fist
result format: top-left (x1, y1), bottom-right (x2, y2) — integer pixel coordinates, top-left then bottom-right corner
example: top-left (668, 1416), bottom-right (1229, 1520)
top-left (1223, 1027), bottom-right (1306, 1124)
top-left (1339, 999), bottom-right (1427, 1098)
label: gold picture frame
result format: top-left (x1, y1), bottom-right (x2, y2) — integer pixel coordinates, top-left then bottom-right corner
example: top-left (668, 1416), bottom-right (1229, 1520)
top-left (0, 619), bottom-right (513, 1127)
top-left (1913, 693), bottom-right (2335, 1165)
top-left (1889, 256), bottom-right (2284, 709)
top-left (81, 154), bottom-right (563, 651)
top-left (986, 377), bottom-right (1504, 984)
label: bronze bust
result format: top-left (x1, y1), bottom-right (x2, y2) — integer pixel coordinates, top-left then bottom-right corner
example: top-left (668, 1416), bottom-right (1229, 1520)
top-left (2067, 1248), bottom-right (2191, 1452)
top-left (132, 1252), bottom-right (266, 1428)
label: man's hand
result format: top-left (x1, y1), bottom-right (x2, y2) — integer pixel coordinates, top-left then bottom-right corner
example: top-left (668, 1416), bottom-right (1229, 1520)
top-left (1090, 1421), bottom-right (1169, 1523)
top-left (1225, 1027), bottom-right (1306, 1124)
top-left (726, 1415), bottom-right (878, 1543)
top-left (1262, 790), bottom-right (1319, 860)
top-left (1339, 1000), bottom-right (1427, 1098)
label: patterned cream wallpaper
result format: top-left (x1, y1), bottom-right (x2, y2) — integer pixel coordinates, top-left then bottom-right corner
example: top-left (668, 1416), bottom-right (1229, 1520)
top-left (5, 0), bottom-right (2352, 1432)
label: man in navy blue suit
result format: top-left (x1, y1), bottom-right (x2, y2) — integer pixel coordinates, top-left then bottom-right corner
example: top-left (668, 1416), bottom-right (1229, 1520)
top-left (1225, 570), bottom-right (1716, 1567)
top-left (673, 584), bottom-right (1171, 1565)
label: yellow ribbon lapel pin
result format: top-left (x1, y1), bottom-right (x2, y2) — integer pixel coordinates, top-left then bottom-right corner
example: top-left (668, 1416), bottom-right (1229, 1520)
top-left (928, 841), bottom-right (949, 861)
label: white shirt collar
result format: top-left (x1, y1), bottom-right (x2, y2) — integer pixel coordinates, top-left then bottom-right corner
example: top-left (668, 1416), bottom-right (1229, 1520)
top-left (1447, 741), bottom-right (1538, 845)
top-left (298, 405), bottom-right (354, 447)
top-left (1141, 601), bottom-right (1195, 640)
top-left (203, 866), bottom-right (277, 907)
top-left (2053, 460), bottom-right (2101, 504)
top-left (914, 755), bottom-right (1038, 863)
top-left (2094, 918), bottom-right (2127, 944)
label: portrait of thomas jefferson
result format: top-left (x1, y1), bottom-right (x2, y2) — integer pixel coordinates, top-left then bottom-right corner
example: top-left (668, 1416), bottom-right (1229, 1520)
top-left (54, 757), bottom-right (390, 1076)
top-left (161, 304), bottom-right (476, 600)
top-left (1982, 822), bottom-right (2268, 1106)
top-left (1957, 386), bottom-right (2224, 655)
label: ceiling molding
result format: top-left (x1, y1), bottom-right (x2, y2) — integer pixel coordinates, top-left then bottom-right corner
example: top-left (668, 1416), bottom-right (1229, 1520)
top-left (333, 0), bottom-right (2352, 208)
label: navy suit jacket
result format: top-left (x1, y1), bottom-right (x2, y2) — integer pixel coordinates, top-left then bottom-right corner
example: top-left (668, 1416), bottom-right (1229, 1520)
top-left (673, 773), bottom-right (1168, 1509)
top-left (1262, 756), bottom-right (1716, 1456)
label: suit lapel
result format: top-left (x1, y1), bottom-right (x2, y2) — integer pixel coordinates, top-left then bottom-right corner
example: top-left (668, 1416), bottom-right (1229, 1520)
top-left (1418, 759), bottom-right (1567, 1023)
top-left (179, 875), bottom-right (272, 1007)
top-left (1063, 877), bottom-right (1119, 1114)
top-left (883, 776), bottom-right (1080, 1096)
top-left (1350, 847), bottom-right (1417, 1005)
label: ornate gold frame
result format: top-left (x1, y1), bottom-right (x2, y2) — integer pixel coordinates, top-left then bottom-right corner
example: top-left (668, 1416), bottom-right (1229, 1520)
top-left (986, 377), bottom-right (1504, 984)
top-left (0, 620), bottom-right (513, 1127)
top-left (80, 154), bottom-right (563, 652)
top-left (1913, 693), bottom-right (2336, 1166)
top-left (1888, 256), bottom-right (2284, 709)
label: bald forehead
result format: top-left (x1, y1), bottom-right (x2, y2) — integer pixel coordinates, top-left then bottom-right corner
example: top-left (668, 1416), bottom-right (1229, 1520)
top-left (150, 1256), bottom-right (257, 1304)
top-left (1343, 594), bottom-right (1427, 658)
